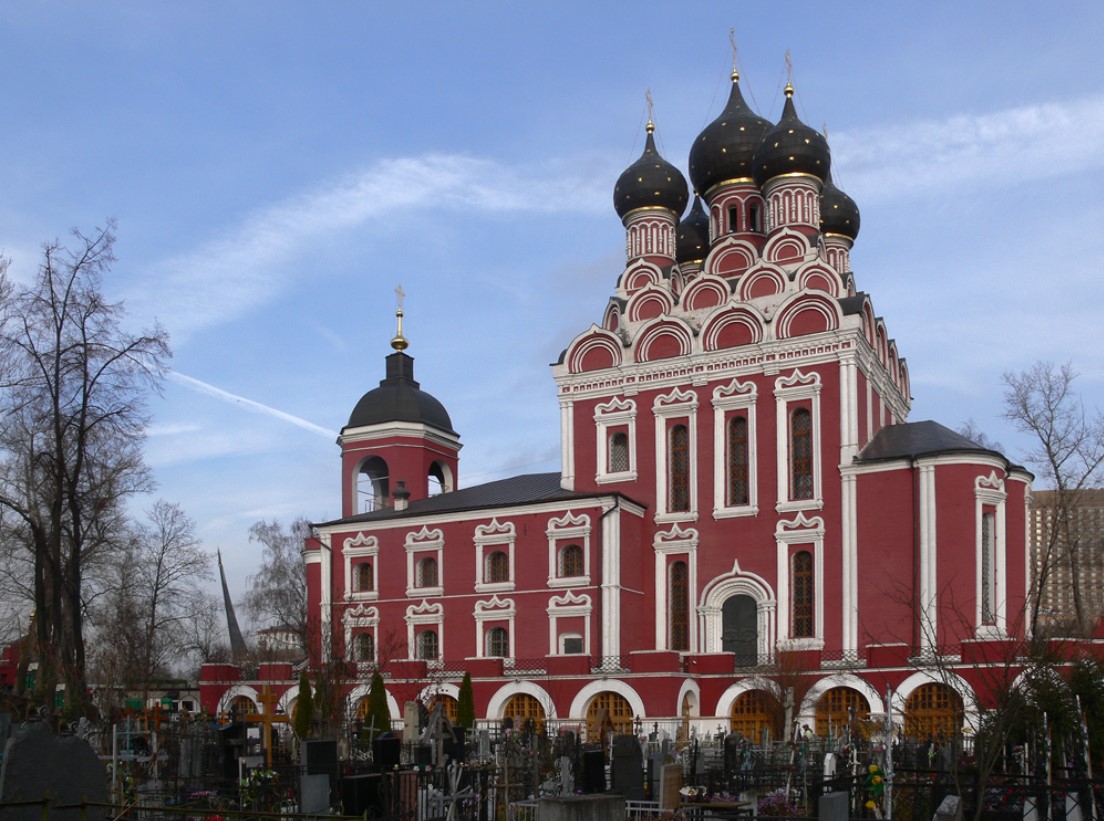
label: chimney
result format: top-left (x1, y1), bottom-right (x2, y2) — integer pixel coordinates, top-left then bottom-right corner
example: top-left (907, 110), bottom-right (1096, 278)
top-left (393, 480), bottom-right (411, 512)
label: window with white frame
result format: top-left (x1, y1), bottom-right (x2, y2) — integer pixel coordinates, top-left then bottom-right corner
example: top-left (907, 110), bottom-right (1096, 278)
top-left (774, 371), bottom-right (822, 512)
top-left (418, 629), bottom-right (439, 660)
top-left (546, 512), bottom-right (592, 588)
top-left (775, 513), bottom-right (824, 649)
top-left (547, 591), bottom-right (592, 656)
top-left (654, 388), bottom-right (699, 521)
top-left (473, 596), bottom-right (515, 660)
top-left (355, 632), bottom-right (375, 663)
top-left (405, 601), bottom-right (443, 662)
top-left (652, 524), bottom-right (698, 651)
top-left (712, 379), bottom-right (758, 518)
top-left (405, 527), bottom-right (444, 597)
top-left (974, 473), bottom-right (1007, 635)
top-left (561, 634), bottom-right (584, 654)
top-left (343, 604), bottom-right (378, 664)
top-left (474, 520), bottom-right (516, 593)
top-left (594, 397), bottom-right (637, 483)
top-left (343, 533), bottom-right (379, 602)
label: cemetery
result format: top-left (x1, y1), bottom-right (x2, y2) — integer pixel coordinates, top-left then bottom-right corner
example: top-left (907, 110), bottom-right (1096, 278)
top-left (1, 684), bottom-right (1103, 821)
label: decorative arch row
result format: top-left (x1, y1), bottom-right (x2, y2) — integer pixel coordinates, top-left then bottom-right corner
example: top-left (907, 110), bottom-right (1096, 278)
top-left (567, 291), bottom-right (846, 374)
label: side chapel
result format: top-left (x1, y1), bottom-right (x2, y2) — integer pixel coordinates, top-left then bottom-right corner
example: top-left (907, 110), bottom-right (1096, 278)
top-left (206, 67), bottom-right (1033, 739)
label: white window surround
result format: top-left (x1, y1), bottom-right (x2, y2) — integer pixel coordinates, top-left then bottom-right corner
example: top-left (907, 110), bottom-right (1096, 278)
top-left (594, 397), bottom-right (638, 484)
top-left (546, 591), bottom-right (593, 656)
top-left (405, 601), bottom-right (443, 663)
top-left (343, 533), bottom-right (379, 602)
top-left (974, 473), bottom-right (1007, 637)
top-left (546, 512), bottom-right (592, 588)
top-left (774, 370), bottom-right (823, 513)
top-left (654, 387), bottom-right (700, 522)
top-left (405, 526), bottom-right (444, 597)
top-left (712, 378), bottom-right (759, 518)
top-left (343, 603), bottom-right (379, 664)
top-left (474, 519), bottom-right (516, 594)
top-left (653, 524), bottom-right (698, 651)
top-left (775, 513), bottom-right (825, 650)
top-left (473, 596), bottom-right (516, 660)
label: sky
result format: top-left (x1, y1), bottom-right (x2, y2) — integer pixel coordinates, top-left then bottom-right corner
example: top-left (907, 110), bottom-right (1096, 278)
top-left (1, 2), bottom-right (1101, 620)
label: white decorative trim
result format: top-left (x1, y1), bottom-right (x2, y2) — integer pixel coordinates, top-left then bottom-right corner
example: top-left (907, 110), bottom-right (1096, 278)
top-left (594, 397), bottom-right (638, 484)
top-left (473, 596), bottom-right (516, 660)
top-left (918, 463), bottom-right (937, 652)
top-left (698, 561), bottom-right (776, 663)
top-left (560, 398), bottom-right (575, 491)
top-left (343, 604), bottom-right (379, 663)
top-left (775, 513), bottom-right (825, 649)
top-left (404, 526), bottom-right (444, 597)
top-left (654, 387), bottom-right (700, 520)
top-left (405, 601), bottom-right (444, 661)
top-left (547, 591), bottom-right (593, 656)
top-left (474, 519), bottom-right (516, 594)
top-left (974, 472), bottom-right (1007, 635)
top-left (775, 370), bottom-right (823, 512)
top-left (712, 378), bottom-right (759, 518)
top-left (653, 525), bottom-right (699, 651)
top-left (343, 533), bottom-right (379, 602)
top-left (546, 511), bottom-right (592, 587)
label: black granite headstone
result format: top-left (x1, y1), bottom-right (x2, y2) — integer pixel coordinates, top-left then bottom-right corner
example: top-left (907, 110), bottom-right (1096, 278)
top-left (342, 773), bottom-right (386, 817)
top-left (374, 733), bottom-right (402, 770)
top-left (610, 734), bottom-right (644, 800)
top-left (0, 722), bottom-right (107, 821)
top-left (582, 749), bottom-right (605, 793)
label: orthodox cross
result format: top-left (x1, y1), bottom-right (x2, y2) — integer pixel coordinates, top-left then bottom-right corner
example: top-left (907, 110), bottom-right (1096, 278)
top-left (144, 702), bottom-right (165, 735)
top-left (729, 28), bottom-right (738, 73)
top-left (645, 89), bottom-right (655, 127)
top-left (245, 685), bottom-right (290, 769)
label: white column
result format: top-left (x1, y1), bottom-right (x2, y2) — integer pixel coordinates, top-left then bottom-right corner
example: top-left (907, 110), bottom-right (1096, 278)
top-left (601, 501), bottom-right (621, 657)
top-left (560, 398), bottom-right (575, 490)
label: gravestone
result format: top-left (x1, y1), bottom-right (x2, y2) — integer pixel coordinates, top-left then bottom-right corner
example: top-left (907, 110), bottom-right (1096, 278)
top-left (657, 763), bottom-right (682, 810)
top-left (581, 749), bottom-right (605, 793)
top-left (374, 733), bottom-right (402, 770)
top-left (819, 791), bottom-right (849, 821)
top-left (0, 722), bottom-right (107, 821)
top-left (934, 795), bottom-right (963, 821)
top-left (403, 701), bottom-right (420, 742)
top-left (300, 773), bottom-right (330, 814)
top-left (610, 734), bottom-right (644, 800)
top-left (478, 729), bottom-right (491, 760)
top-left (540, 795), bottom-right (625, 821)
top-left (342, 773), bottom-right (386, 817)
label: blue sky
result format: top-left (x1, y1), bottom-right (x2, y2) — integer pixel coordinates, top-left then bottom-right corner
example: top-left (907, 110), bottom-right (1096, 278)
top-left (1, 2), bottom-right (1102, 611)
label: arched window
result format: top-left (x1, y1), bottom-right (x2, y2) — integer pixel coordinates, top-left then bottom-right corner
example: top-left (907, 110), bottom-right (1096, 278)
top-left (728, 205), bottom-right (739, 233)
top-left (586, 692), bottom-right (633, 739)
top-left (355, 632), bottom-right (375, 662)
top-left (230, 695), bottom-right (257, 718)
top-left (669, 424), bottom-right (690, 512)
top-left (727, 415), bottom-right (749, 506)
top-left (358, 456), bottom-right (389, 512)
top-left (485, 550), bottom-right (509, 583)
top-left (730, 689), bottom-right (780, 740)
top-left (608, 431), bottom-right (629, 473)
top-left (790, 408), bottom-right (813, 500)
top-left (417, 629), bottom-right (439, 661)
top-left (815, 687), bottom-right (870, 737)
top-left (905, 683), bottom-right (964, 740)
top-left (417, 557), bottom-right (438, 588)
top-left (670, 561), bottom-right (689, 651)
top-left (792, 551), bottom-right (814, 638)
top-left (428, 461), bottom-right (450, 496)
top-left (559, 544), bottom-right (584, 578)
top-left (981, 511), bottom-right (996, 625)
top-left (486, 627), bottom-right (509, 658)
top-left (355, 562), bottom-right (374, 593)
top-left (503, 694), bottom-right (546, 734)
top-left (749, 202), bottom-right (763, 233)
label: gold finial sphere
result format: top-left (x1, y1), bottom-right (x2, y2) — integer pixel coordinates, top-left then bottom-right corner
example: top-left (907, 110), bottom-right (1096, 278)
top-left (731, 69), bottom-right (740, 83)
top-left (391, 307), bottom-right (409, 352)
top-left (784, 81), bottom-right (795, 97)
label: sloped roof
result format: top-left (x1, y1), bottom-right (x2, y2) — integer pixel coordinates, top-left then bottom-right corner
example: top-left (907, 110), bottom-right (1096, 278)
top-left (858, 420), bottom-right (1001, 463)
top-left (316, 472), bottom-right (629, 528)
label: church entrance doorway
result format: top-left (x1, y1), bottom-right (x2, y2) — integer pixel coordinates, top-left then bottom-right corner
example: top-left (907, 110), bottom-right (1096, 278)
top-left (722, 594), bottom-right (757, 666)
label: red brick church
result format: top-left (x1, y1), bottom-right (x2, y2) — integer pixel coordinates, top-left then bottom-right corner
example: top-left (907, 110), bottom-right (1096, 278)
top-left (202, 67), bottom-right (1036, 741)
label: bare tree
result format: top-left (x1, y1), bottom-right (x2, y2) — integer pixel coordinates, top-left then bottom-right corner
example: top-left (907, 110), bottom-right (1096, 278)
top-left (243, 517), bottom-right (310, 654)
top-left (0, 223), bottom-right (170, 715)
top-left (1003, 361), bottom-right (1104, 635)
top-left (957, 419), bottom-right (1004, 453)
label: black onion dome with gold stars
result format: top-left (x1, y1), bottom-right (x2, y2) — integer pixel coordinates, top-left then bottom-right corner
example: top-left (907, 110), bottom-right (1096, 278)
top-left (613, 121), bottom-right (689, 220)
top-left (819, 172), bottom-right (860, 240)
top-left (688, 71), bottom-right (772, 196)
top-left (753, 83), bottom-right (831, 186)
top-left (677, 195), bottom-right (711, 263)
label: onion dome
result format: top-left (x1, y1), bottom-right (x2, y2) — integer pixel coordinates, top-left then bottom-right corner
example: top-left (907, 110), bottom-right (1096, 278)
top-left (753, 83), bottom-right (831, 186)
top-left (346, 310), bottom-right (455, 434)
top-left (613, 120), bottom-right (689, 220)
top-left (820, 172), bottom-right (861, 240)
top-left (677, 194), bottom-right (710, 263)
top-left (688, 71), bottom-right (772, 196)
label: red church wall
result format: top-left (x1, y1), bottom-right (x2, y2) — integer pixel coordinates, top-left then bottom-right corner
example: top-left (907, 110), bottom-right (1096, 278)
top-left (855, 466), bottom-right (916, 649)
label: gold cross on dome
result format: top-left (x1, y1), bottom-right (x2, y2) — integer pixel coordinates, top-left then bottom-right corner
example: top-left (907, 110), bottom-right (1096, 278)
top-left (395, 283), bottom-right (405, 311)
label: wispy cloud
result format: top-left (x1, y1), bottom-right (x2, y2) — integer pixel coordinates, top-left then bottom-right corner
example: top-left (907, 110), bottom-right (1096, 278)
top-left (834, 93), bottom-right (1104, 202)
top-left (126, 154), bottom-right (609, 341)
top-left (167, 371), bottom-right (337, 438)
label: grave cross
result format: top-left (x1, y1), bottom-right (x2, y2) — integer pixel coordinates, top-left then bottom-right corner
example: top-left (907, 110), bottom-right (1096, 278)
top-left (144, 702), bottom-right (166, 734)
top-left (245, 685), bottom-right (290, 769)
